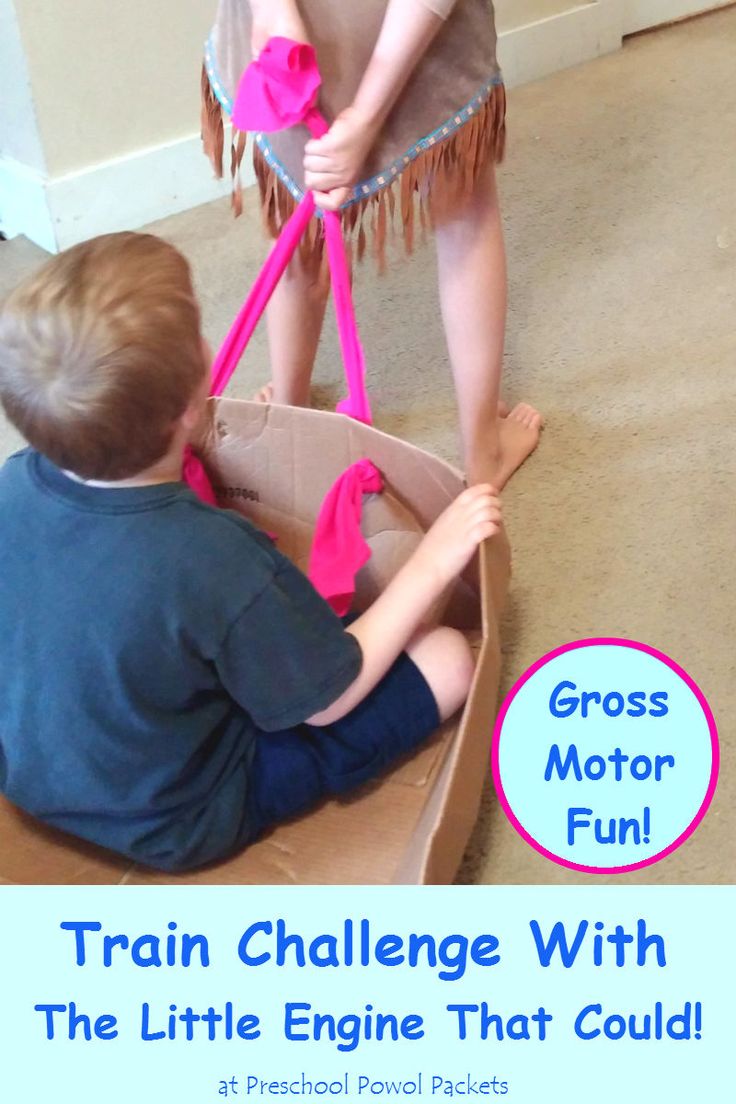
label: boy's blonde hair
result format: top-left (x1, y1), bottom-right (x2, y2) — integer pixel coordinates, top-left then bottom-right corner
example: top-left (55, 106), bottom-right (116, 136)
top-left (0, 232), bottom-right (206, 480)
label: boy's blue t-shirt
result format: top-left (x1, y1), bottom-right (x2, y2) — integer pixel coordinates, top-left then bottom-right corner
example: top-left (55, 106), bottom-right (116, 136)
top-left (0, 450), bottom-right (362, 871)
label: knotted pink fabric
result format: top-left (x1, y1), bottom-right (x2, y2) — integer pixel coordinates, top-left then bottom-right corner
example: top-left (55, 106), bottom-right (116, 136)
top-left (232, 38), bottom-right (322, 134)
top-left (308, 460), bottom-right (384, 616)
top-left (184, 36), bottom-right (371, 506)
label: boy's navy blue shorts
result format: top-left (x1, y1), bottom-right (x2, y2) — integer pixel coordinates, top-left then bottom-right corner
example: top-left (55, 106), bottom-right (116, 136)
top-left (248, 648), bottom-right (440, 836)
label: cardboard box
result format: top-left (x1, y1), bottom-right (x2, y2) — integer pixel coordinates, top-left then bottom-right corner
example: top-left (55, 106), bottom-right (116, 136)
top-left (0, 399), bottom-right (511, 884)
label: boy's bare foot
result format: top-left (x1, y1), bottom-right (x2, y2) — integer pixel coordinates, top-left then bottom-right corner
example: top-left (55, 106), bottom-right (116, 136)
top-left (468, 402), bottom-right (543, 489)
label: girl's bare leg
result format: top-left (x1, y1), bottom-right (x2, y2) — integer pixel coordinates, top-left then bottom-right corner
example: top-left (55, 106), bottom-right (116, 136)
top-left (256, 257), bottom-right (330, 406)
top-left (435, 162), bottom-right (542, 488)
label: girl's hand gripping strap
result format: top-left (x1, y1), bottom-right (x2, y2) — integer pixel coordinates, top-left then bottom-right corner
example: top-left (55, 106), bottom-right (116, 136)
top-left (215, 37), bottom-right (371, 416)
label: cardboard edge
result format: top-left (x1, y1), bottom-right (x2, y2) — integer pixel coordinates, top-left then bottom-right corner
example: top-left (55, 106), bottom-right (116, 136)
top-left (393, 631), bottom-right (502, 885)
top-left (209, 399), bottom-right (467, 480)
top-left (393, 536), bottom-right (510, 884)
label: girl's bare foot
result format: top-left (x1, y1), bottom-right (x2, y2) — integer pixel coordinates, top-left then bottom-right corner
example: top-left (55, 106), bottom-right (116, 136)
top-left (252, 381), bottom-right (313, 407)
top-left (468, 402), bottom-right (543, 489)
top-left (253, 382), bottom-right (274, 404)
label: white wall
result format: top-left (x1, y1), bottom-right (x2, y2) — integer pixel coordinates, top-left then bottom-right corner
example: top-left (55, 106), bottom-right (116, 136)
top-left (497, 1), bottom-right (623, 89)
top-left (1, 0), bottom-right (235, 250)
top-left (11, 0), bottom-right (216, 178)
top-left (0, 0), bottom-right (46, 172)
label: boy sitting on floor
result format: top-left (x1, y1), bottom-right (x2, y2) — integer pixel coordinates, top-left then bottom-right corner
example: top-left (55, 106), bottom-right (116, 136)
top-left (0, 232), bottom-right (501, 872)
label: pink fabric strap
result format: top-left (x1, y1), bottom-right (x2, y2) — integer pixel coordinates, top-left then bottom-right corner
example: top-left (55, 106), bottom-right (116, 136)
top-left (184, 38), bottom-right (372, 505)
top-left (215, 37), bottom-right (371, 420)
top-left (186, 39), bottom-right (379, 613)
top-left (308, 459), bottom-right (384, 616)
top-left (210, 191), bottom-right (317, 398)
top-left (182, 447), bottom-right (218, 506)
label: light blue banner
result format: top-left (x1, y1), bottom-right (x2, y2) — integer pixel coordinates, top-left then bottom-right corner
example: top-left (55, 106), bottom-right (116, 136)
top-left (0, 887), bottom-right (731, 1102)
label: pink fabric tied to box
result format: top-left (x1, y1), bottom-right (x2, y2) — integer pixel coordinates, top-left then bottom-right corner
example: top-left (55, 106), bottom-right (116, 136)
top-left (308, 459), bottom-right (384, 617)
top-left (183, 38), bottom-right (381, 615)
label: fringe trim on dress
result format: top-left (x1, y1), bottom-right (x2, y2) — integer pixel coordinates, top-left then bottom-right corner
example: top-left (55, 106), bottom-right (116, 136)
top-left (201, 65), bottom-right (506, 269)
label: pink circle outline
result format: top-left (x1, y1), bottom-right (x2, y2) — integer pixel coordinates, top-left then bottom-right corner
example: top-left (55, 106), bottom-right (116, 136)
top-left (490, 637), bottom-right (720, 875)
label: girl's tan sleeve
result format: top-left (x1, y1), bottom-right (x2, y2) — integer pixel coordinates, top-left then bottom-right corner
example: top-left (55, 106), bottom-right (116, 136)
top-left (419, 0), bottom-right (458, 18)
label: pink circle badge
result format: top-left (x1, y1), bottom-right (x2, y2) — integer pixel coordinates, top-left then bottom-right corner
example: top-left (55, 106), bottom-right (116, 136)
top-left (491, 639), bottom-right (719, 874)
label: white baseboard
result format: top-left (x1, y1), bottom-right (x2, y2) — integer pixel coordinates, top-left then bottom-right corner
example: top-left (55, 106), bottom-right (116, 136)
top-left (498, 1), bottom-right (623, 88)
top-left (1, 130), bottom-right (254, 254)
top-left (622, 0), bottom-right (734, 35)
top-left (0, 158), bottom-right (57, 253)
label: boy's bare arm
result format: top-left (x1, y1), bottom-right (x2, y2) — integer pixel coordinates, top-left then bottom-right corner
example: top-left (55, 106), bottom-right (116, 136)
top-left (306, 485), bottom-right (500, 726)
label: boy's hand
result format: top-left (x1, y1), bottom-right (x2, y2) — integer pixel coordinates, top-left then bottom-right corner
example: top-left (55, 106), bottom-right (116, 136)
top-left (304, 106), bottom-right (379, 210)
top-left (250, 0), bottom-right (309, 58)
top-left (412, 485), bottom-right (502, 589)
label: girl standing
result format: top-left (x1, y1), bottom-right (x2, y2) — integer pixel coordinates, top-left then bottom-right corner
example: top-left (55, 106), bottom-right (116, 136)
top-left (203, 0), bottom-right (542, 486)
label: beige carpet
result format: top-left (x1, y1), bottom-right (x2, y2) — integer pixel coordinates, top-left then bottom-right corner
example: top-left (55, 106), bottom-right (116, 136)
top-left (1, 9), bottom-right (734, 884)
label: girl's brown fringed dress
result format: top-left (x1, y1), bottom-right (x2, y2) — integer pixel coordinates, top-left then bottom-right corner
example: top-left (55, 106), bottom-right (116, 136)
top-left (201, 0), bottom-right (506, 267)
